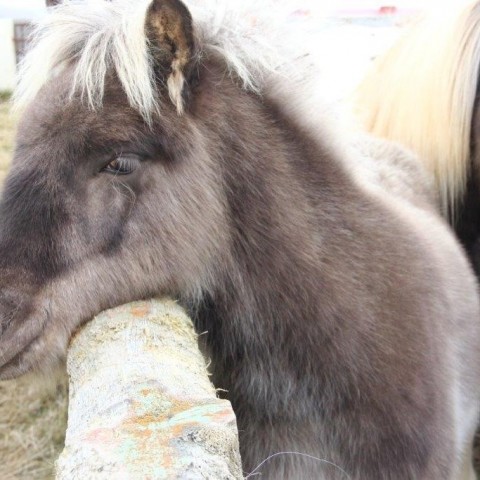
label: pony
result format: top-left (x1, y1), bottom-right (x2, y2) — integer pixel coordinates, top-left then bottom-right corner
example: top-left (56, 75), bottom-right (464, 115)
top-left (354, 0), bottom-right (480, 276)
top-left (1, 0), bottom-right (479, 478)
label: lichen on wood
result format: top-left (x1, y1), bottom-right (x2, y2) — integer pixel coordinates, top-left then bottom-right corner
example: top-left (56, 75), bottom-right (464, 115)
top-left (55, 299), bottom-right (243, 479)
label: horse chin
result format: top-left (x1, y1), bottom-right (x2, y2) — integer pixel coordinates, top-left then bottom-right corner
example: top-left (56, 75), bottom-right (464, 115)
top-left (0, 339), bottom-right (67, 381)
top-left (0, 314), bottom-right (69, 381)
top-left (0, 350), bottom-right (37, 380)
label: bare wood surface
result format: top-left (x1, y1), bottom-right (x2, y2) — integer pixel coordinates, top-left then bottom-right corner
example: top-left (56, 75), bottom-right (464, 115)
top-left (55, 299), bottom-right (242, 480)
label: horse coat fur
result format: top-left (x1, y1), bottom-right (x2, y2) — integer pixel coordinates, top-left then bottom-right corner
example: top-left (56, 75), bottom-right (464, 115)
top-left (354, 0), bottom-right (480, 277)
top-left (0, 1), bottom-right (479, 478)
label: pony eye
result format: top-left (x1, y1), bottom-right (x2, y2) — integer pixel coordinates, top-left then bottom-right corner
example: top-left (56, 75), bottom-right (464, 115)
top-left (102, 154), bottom-right (140, 175)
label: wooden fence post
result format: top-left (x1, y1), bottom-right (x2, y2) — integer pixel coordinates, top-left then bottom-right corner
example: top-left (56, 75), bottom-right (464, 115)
top-left (55, 299), bottom-right (243, 479)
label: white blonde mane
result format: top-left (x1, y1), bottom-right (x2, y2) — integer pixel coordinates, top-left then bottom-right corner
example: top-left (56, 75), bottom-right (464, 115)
top-left (14, 0), bottom-right (295, 122)
top-left (355, 0), bottom-right (480, 219)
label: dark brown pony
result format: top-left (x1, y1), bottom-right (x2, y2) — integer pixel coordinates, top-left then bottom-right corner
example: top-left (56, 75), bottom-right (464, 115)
top-left (1, 1), bottom-right (479, 478)
top-left (355, 1), bottom-right (480, 277)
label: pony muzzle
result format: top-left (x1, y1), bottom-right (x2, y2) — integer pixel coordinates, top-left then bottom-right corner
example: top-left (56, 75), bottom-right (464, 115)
top-left (0, 292), bottom-right (50, 379)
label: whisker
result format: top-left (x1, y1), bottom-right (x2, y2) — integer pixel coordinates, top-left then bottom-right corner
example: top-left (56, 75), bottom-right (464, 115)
top-left (245, 451), bottom-right (352, 479)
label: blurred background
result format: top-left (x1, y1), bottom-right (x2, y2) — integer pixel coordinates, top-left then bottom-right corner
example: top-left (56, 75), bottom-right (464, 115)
top-left (0, 0), bottom-right (456, 107)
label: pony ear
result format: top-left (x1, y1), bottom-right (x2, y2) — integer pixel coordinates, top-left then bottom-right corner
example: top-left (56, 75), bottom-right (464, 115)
top-left (145, 0), bottom-right (195, 114)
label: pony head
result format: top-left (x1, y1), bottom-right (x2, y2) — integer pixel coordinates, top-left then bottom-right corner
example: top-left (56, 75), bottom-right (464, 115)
top-left (0, 0), bottom-right (293, 378)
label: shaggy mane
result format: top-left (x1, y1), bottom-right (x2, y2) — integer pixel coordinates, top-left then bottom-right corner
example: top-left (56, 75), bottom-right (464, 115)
top-left (355, 0), bottom-right (480, 219)
top-left (14, 0), bottom-right (294, 122)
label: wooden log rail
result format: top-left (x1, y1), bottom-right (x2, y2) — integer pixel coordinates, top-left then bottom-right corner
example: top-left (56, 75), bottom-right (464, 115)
top-left (55, 299), bottom-right (243, 479)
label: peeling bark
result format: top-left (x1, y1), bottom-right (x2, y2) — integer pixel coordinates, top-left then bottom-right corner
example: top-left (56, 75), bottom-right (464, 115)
top-left (55, 299), bottom-right (243, 480)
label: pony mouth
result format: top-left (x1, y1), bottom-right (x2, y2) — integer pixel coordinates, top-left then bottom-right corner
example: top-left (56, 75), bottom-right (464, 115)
top-left (0, 331), bottom-right (45, 380)
top-left (0, 309), bottom-right (50, 380)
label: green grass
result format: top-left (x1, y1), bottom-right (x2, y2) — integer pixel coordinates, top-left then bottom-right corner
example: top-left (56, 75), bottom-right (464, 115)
top-left (0, 101), bottom-right (68, 479)
top-left (0, 91), bottom-right (12, 102)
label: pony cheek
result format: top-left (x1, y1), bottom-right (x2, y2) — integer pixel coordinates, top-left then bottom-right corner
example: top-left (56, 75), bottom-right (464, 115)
top-left (79, 181), bottom-right (139, 255)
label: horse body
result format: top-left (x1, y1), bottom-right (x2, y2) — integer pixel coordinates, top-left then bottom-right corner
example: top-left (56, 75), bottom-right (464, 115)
top-left (189, 71), bottom-right (480, 478)
top-left (354, 0), bottom-right (480, 277)
top-left (0, 1), bottom-right (479, 478)
top-left (458, 103), bottom-right (480, 274)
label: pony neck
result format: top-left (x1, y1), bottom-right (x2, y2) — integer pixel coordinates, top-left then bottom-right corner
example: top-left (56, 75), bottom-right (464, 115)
top-left (185, 60), bottom-right (359, 376)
